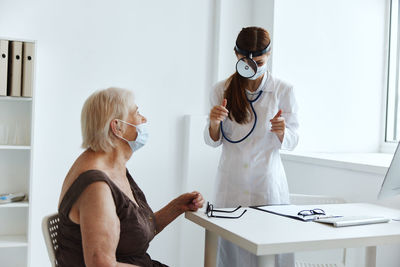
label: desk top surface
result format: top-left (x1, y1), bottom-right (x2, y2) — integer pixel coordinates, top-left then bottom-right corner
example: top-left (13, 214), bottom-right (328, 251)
top-left (185, 203), bottom-right (400, 255)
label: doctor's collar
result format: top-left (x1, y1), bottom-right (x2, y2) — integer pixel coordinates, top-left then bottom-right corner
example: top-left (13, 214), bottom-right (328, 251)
top-left (234, 42), bottom-right (271, 58)
top-left (246, 71), bottom-right (271, 95)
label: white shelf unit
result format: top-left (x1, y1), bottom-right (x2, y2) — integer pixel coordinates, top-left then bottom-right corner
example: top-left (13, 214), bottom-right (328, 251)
top-left (0, 145), bottom-right (31, 150)
top-left (0, 96), bottom-right (32, 102)
top-left (0, 39), bottom-right (35, 267)
top-left (0, 201), bottom-right (29, 208)
top-left (0, 235), bottom-right (28, 248)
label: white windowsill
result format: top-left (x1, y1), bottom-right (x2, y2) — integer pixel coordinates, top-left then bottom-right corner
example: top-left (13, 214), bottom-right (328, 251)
top-left (280, 151), bottom-right (393, 175)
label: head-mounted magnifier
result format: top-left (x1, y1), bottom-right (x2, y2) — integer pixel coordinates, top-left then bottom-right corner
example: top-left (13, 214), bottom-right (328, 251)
top-left (235, 43), bottom-right (271, 79)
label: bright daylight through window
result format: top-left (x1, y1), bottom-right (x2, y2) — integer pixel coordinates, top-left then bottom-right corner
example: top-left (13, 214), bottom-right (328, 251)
top-left (387, 0), bottom-right (400, 143)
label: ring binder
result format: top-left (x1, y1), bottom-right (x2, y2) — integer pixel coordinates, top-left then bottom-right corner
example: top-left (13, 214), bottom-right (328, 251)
top-left (22, 42), bottom-right (34, 97)
top-left (8, 41), bottom-right (23, 97)
top-left (0, 39), bottom-right (8, 96)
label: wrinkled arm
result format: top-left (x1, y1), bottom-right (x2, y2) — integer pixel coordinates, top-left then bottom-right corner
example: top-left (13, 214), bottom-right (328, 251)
top-left (77, 182), bottom-right (140, 267)
top-left (154, 192), bottom-right (204, 234)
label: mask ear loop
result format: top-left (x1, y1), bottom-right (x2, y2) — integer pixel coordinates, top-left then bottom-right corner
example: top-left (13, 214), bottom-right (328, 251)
top-left (113, 119), bottom-right (132, 143)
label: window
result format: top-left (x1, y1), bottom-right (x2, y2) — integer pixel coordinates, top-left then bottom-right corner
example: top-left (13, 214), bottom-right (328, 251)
top-left (386, 0), bottom-right (400, 144)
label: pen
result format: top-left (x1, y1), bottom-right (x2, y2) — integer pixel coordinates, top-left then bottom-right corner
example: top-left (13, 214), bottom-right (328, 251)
top-left (315, 215), bottom-right (343, 220)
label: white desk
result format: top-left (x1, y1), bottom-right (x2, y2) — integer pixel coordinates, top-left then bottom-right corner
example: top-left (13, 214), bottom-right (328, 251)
top-left (185, 203), bottom-right (400, 267)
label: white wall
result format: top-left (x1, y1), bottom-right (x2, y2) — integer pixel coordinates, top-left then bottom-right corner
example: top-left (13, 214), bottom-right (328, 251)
top-left (1, 0), bottom-right (215, 266)
top-left (253, 0), bottom-right (275, 72)
top-left (216, 0), bottom-right (253, 82)
top-left (273, 0), bottom-right (388, 153)
top-left (216, 0), bottom-right (275, 83)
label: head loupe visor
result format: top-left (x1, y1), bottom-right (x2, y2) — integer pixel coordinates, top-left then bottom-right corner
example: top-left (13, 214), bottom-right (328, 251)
top-left (235, 43), bottom-right (271, 79)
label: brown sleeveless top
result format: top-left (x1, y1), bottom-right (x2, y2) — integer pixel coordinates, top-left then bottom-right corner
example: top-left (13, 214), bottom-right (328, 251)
top-left (56, 169), bottom-right (168, 267)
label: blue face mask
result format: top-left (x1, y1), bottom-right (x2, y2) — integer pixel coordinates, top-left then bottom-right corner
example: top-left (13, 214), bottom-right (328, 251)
top-left (115, 119), bottom-right (149, 153)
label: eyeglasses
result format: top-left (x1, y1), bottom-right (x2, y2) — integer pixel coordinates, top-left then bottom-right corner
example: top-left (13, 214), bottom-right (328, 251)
top-left (206, 201), bottom-right (247, 219)
top-left (297, 208), bottom-right (325, 217)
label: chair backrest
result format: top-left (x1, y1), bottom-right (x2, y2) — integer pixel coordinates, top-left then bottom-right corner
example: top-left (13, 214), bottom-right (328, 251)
top-left (41, 213), bottom-right (60, 267)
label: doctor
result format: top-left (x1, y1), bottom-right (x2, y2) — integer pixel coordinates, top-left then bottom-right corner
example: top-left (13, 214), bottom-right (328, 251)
top-left (204, 27), bottom-right (299, 267)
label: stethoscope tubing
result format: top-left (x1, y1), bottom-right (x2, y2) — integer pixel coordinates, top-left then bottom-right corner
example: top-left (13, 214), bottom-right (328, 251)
top-left (220, 91), bottom-right (263, 143)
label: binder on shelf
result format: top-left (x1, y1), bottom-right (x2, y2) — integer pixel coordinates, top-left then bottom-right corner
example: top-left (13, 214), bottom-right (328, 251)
top-left (22, 42), bottom-right (34, 97)
top-left (0, 40), bottom-right (8, 96)
top-left (7, 41), bottom-right (23, 97)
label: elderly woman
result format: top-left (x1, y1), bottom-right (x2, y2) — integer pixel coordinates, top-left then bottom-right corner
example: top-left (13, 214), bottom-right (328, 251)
top-left (56, 87), bottom-right (204, 267)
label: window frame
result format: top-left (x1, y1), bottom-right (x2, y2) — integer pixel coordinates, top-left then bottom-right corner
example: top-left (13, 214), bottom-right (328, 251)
top-left (383, 0), bottom-right (400, 153)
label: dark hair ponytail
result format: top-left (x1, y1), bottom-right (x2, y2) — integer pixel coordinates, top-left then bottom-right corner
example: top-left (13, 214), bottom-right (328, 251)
top-left (224, 27), bottom-right (271, 124)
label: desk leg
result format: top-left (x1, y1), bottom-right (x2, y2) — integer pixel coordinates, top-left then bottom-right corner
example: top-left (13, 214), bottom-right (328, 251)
top-left (258, 255), bottom-right (275, 267)
top-left (204, 230), bottom-right (218, 267)
top-left (365, 246), bottom-right (377, 267)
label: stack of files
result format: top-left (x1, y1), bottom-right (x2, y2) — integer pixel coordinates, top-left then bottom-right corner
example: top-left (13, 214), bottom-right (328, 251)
top-left (0, 192), bottom-right (26, 204)
top-left (0, 39), bottom-right (35, 97)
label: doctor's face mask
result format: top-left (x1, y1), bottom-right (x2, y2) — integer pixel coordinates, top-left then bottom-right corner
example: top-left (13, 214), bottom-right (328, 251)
top-left (248, 62), bottom-right (267, 80)
top-left (114, 119), bottom-right (149, 153)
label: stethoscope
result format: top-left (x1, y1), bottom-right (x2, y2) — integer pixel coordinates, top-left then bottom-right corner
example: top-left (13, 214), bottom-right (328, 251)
top-left (219, 42), bottom-right (271, 143)
top-left (220, 90), bottom-right (263, 143)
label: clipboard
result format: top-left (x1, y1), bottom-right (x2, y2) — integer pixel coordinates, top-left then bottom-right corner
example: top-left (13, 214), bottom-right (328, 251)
top-left (251, 204), bottom-right (341, 222)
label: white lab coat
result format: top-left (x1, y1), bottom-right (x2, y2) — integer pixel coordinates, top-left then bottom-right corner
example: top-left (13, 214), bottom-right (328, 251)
top-left (204, 71), bottom-right (299, 267)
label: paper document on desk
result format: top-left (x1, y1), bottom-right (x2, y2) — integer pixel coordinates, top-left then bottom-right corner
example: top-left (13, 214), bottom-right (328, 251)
top-left (315, 216), bottom-right (390, 227)
top-left (251, 205), bottom-right (340, 222)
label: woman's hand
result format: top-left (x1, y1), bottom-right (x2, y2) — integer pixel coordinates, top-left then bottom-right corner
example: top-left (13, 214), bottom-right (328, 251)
top-left (176, 191), bottom-right (204, 212)
top-left (210, 99), bottom-right (229, 128)
top-left (270, 109), bottom-right (285, 142)
top-left (154, 191), bottom-right (205, 234)
top-left (209, 99), bottom-right (229, 141)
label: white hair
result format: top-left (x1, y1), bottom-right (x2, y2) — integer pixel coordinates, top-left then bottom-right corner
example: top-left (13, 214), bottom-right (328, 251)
top-left (81, 87), bottom-right (135, 152)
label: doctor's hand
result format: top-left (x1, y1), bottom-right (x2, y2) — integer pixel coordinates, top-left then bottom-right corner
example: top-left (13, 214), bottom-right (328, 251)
top-left (209, 99), bottom-right (229, 141)
top-left (209, 99), bottom-right (229, 128)
top-left (270, 109), bottom-right (285, 143)
top-left (175, 191), bottom-right (204, 212)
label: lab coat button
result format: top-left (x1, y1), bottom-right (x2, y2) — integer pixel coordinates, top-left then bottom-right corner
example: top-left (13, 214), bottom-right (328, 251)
top-left (244, 163), bottom-right (249, 168)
